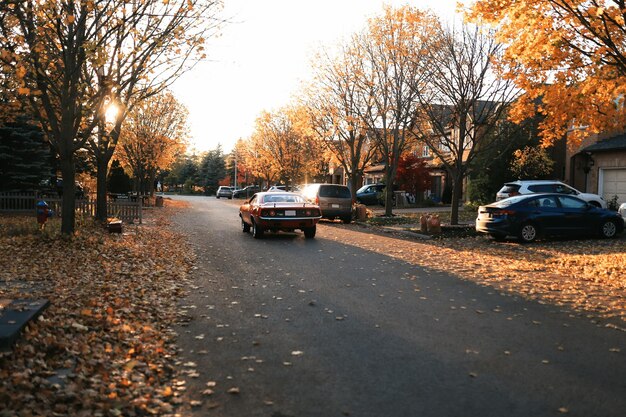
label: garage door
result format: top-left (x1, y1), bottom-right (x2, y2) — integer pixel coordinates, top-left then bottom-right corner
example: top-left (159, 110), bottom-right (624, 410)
top-left (600, 168), bottom-right (626, 205)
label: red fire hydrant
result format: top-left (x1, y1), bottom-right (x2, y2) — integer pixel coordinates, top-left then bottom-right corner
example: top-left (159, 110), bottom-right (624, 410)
top-left (36, 200), bottom-right (50, 229)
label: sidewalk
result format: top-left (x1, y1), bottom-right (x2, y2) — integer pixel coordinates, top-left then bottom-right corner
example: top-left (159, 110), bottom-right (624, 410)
top-left (369, 205), bottom-right (454, 216)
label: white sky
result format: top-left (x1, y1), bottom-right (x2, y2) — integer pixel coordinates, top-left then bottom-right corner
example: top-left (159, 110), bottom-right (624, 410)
top-left (171, 0), bottom-right (461, 154)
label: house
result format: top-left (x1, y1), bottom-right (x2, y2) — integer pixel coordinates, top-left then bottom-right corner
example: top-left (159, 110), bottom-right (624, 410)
top-left (568, 132), bottom-right (626, 205)
top-left (409, 101), bottom-right (506, 203)
top-left (363, 164), bottom-right (385, 185)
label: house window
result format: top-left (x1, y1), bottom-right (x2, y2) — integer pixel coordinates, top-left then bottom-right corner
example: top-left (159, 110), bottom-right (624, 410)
top-left (422, 146), bottom-right (430, 157)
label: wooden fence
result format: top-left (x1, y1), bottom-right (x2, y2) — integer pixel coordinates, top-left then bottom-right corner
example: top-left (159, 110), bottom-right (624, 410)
top-left (0, 193), bottom-right (142, 224)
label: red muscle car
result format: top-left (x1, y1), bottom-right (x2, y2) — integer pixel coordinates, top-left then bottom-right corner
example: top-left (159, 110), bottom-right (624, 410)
top-left (239, 192), bottom-right (322, 239)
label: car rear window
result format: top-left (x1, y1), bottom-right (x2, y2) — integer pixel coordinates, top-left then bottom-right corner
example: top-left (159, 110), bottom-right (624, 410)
top-left (319, 185), bottom-right (351, 198)
top-left (494, 195), bottom-right (527, 206)
top-left (499, 184), bottom-right (521, 194)
top-left (528, 184), bottom-right (554, 193)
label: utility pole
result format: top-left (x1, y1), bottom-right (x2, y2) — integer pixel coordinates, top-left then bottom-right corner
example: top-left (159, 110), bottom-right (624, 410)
top-left (234, 150), bottom-right (237, 189)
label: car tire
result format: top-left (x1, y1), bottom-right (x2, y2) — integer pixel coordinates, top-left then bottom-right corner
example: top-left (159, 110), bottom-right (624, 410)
top-left (341, 216), bottom-right (351, 224)
top-left (600, 220), bottom-right (617, 238)
top-left (518, 222), bottom-right (538, 243)
top-left (252, 220), bottom-right (264, 239)
top-left (241, 217), bottom-right (250, 233)
top-left (303, 226), bottom-right (316, 239)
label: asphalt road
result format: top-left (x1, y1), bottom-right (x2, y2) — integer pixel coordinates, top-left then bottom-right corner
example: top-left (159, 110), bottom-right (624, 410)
top-left (171, 195), bottom-right (626, 417)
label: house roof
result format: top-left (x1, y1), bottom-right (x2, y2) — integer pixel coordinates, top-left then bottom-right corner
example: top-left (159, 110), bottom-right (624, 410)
top-left (425, 100), bottom-right (501, 128)
top-left (582, 133), bottom-right (626, 153)
top-left (364, 164), bottom-right (385, 173)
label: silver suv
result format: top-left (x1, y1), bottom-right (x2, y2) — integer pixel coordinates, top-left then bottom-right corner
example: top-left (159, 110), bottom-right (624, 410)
top-left (496, 180), bottom-right (606, 208)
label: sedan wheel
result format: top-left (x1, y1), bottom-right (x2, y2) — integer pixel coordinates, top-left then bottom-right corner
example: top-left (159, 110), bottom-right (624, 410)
top-left (241, 218), bottom-right (250, 233)
top-left (252, 220), bottom-right (264, 239)
top-left (519, 223), bottom-right (538, 243)
top-left (600, 220), bottom-right (617, 238)
top-left (303, 226), bottom-right (316, 239)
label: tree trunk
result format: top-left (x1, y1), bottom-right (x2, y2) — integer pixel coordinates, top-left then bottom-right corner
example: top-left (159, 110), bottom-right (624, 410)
top-left (95, 157), bottom-right (109, 222)
top-left (349, 171), bottom-right (362, 202)
top-left (148, 171), bottom-right (156, 197)
top-left (450, 173), bottom-right (463, 225)
top-left (384, 169), bottom-right (394, 217)
top-left (59, 157), bottom-right (76, 235)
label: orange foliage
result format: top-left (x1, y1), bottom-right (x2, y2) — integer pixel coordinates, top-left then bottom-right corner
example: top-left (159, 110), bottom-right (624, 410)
top-left (116, 92), bottom-right (188, 191)
top-left (468, 0), bottom-right (626, 146)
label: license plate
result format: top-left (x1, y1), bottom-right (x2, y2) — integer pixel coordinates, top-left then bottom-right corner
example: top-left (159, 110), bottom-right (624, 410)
top-left (285, 210), bottom-right (296, 216)
top-left (332, 204), bottom-right (339, 208)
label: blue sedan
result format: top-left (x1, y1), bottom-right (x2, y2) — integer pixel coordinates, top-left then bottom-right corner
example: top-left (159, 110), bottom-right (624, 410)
top-left (476, 193), bottom-right (624, 243)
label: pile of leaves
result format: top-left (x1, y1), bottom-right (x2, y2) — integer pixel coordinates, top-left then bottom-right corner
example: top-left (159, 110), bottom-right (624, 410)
top-left (0, 203), bottom-right (194, 416)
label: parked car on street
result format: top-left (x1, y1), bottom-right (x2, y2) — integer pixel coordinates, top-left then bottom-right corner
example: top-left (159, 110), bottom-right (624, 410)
top-left (233, 185), bottom-right (261, 199)
top-left (476, 193), bottom-right (624, 243)
top-left (496, 180), bottom-right (606, 208)
top-left (239, 192), bottom-right (321, 239)
top-left (301, 183), bottom-right (353, 223)
top-left (356, 183), bottom-right (386, 205)
top-left (216, 186), bottom-right (234, 199)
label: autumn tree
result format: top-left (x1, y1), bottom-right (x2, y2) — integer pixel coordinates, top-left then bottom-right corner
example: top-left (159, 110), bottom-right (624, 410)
top-left (240, 136), bottom-right (273, 187)
top-left (86, 0), bottom-right (221, 221)
top-left (510, 146), bottom-right (555, 180)
top-left (355, 6), bottom-right (436, 216)
top-left (468, 0), bottom-right (626, 146)
top-left (251, 106), bottom-right (323, 186)
top-left (395, 154), bottom-right (432, 201)
top-left (117, 92), bottom-right (188, 195)
top-left (411, 23), bottom-right (519, 224)
top-left (305, 40), bottom-right (377, 199)
top-left (0, 0), bottom-right (221, 232)
top-left (226, 139), bottom-right (248, 188)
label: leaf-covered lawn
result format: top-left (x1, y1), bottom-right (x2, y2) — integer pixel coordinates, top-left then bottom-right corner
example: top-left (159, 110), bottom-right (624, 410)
top-left (365, 209), bottom-right (477, 226)
top-left (329, 225), bottom-right (626, 329)
top-left (0, 201), bottom-right (194, 416)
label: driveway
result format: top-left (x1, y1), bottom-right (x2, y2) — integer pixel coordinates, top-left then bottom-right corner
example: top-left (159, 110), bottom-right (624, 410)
top-left (170, 195), bottom-right (626, 417)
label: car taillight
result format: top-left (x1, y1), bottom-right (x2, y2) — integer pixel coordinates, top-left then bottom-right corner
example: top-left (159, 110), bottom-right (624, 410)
top-left (315, 196), bottom-right (319, 205)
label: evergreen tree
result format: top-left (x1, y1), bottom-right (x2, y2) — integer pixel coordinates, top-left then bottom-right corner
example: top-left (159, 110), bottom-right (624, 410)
top-left (0, 117), bottom-right (53, 191)
top-left (199, 145), bottom-right (226, 195)
top-left (107, 159), bottom-right (132, 194)
top-left (165, 154), bottom-right (200, 193)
